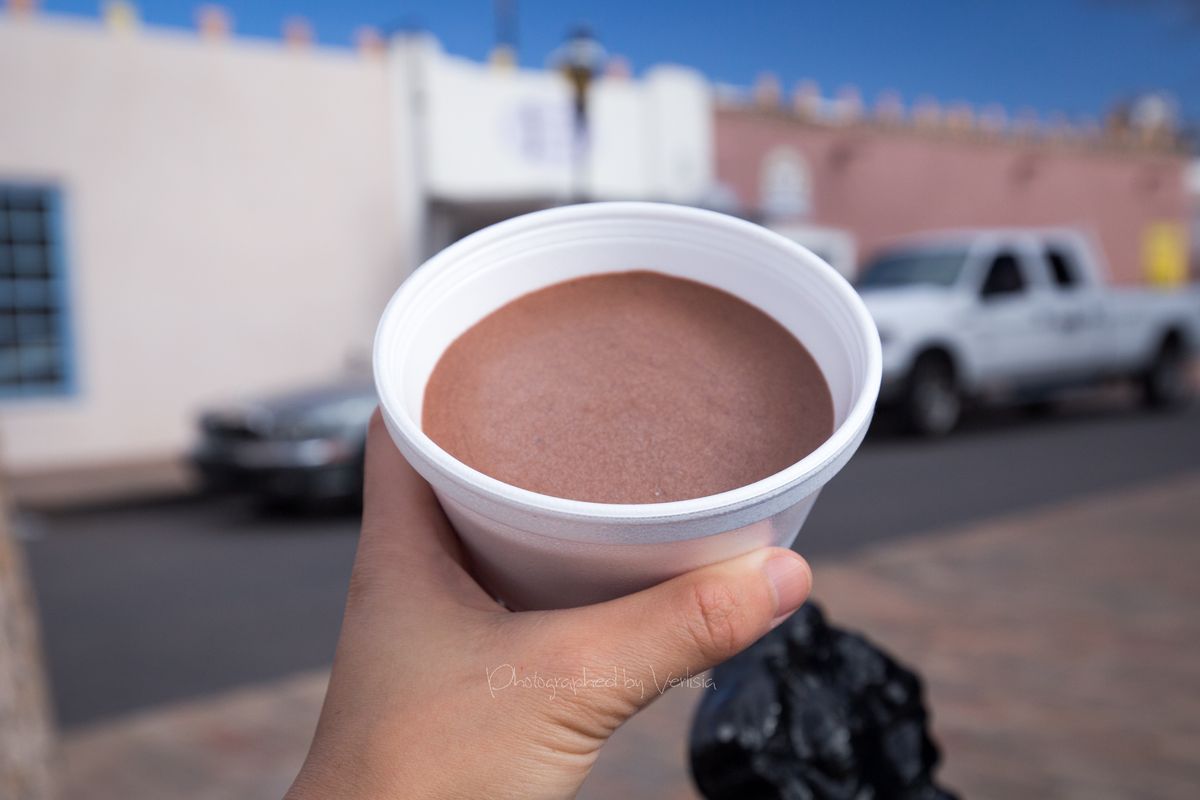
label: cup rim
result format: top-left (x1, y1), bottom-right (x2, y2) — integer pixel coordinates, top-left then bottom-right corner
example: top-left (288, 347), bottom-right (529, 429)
top-left (374, 201), bottom-right (882, 523)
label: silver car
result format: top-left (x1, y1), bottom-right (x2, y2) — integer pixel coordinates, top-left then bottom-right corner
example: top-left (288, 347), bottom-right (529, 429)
top-left (191, 380), bottom-right (377, 505)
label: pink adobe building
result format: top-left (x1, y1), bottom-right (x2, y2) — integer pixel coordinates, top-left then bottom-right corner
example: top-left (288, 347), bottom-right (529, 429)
top-left (714, 98), bottom-right (1191, 285)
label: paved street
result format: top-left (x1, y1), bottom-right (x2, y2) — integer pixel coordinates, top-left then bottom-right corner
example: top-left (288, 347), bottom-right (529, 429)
top-left (18, 399), bottom-right (1200, 728)
top-left (57, 472), bottom-right (1200, 800)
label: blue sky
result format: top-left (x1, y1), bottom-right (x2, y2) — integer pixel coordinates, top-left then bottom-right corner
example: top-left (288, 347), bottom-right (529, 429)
top-left (46, 0), bottom-right (1200, 123)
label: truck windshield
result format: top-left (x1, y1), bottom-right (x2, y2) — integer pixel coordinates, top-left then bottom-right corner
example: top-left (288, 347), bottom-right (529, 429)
top-left (856, 249), bottom-right (967, 289)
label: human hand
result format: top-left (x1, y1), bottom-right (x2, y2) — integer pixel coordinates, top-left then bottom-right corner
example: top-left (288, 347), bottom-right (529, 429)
top-left (286, 411), bottom-right (812, 800)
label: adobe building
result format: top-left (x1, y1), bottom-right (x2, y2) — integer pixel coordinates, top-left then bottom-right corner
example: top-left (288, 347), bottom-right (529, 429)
top-left (714, 76), bottom-right (1193, 285)
top-left (0, 6), bottom-right (400, 475)
top-left (393, 34), bottom-right (711, 259)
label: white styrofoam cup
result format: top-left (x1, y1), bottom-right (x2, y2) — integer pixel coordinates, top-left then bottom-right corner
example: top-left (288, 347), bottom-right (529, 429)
top-left (374, 202), bottom-right (881, 609)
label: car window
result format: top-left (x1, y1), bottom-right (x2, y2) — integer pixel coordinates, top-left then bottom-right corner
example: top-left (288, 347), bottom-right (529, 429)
top-left (855, 249), bottom-right (967, 289)
top-left (981, 252), bottom-right (1025, 298)
top-left (1045, 247), bottom-right (1078, 289)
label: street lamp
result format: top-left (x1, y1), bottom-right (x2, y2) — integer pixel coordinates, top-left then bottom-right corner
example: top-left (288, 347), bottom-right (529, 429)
top-left (551, 24), bottom-right (607, 201)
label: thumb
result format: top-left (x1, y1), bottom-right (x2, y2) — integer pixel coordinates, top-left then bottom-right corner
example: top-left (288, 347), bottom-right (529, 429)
top-left (563, 547), bottom-right (811, 708)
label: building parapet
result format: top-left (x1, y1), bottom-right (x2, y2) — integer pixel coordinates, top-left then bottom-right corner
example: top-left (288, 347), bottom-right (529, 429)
top-left (720, 72), bottom-right (1188, 157)
top-left (2, 0), bottom-right (383, 59)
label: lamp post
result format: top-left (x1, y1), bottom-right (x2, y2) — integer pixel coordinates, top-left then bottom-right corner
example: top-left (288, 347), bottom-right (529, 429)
top-left (551, 25), bottom-right (606, 202)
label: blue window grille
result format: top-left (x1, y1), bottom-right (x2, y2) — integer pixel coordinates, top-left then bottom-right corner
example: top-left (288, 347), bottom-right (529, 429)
top-left (0, 184), bottom-right (75, 399)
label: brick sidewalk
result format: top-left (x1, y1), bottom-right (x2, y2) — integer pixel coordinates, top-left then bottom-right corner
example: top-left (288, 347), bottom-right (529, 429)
top-left (57, 473), bottom-right (1200, 799)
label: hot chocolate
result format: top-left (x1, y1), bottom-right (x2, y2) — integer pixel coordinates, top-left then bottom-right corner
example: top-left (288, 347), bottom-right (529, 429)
top-left (421, 270), bottom-right (833, 504)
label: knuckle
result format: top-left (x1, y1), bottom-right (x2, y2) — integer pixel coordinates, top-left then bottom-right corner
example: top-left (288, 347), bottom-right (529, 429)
top-left (684, 580), bottom-right (748, 662)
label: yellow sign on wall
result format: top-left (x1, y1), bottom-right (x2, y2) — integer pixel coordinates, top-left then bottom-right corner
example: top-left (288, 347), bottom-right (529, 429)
top-left (1143, 222), bottom-right (1187, 286)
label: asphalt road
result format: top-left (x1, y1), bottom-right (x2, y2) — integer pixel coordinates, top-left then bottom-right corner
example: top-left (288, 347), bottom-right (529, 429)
top-left (19, 400), bottom-right (1200, 728)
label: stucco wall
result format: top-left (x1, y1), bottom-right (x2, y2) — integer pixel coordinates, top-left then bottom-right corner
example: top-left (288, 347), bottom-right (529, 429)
top-left (0, 16), bottom-right (400, 472)
top-left (411, 37), bottom-right (712, 204)
top-left (716, 108), bottom-right (1189, 284)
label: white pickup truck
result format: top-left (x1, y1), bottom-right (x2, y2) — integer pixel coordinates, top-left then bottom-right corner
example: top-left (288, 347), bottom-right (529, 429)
top-left (857, 228), bottom-right (1199, 435)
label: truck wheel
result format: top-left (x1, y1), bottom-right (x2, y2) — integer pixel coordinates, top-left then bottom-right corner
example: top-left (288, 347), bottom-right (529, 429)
top-left (902, 352), bottom-right (961, 437)
top-left (1141, 337), bottom-right (1191, 410)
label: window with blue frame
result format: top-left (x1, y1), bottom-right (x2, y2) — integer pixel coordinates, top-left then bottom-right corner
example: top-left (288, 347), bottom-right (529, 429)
top-left (0, 184), bottom-right (74, 398)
